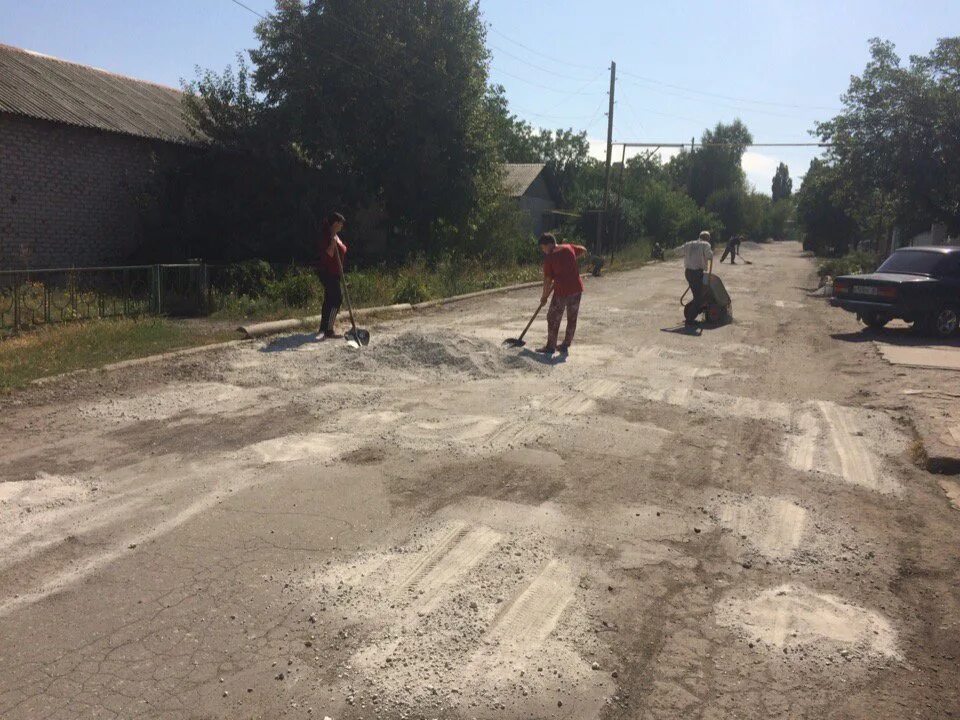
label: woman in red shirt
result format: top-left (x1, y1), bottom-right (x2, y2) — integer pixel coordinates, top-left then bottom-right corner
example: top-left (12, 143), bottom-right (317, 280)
top-left (317, 211), bottom-right (347, 339)
top-left (537, 233), bottom-right (587, 354)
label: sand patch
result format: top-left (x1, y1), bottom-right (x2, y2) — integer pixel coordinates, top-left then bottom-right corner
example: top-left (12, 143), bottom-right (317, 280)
top-left (783, 401), bottom-right (902, 494)
top-left (243, 433), bottom-right (352, 464)
top-left (617, 540), bottom-right (697, 569)
top-left (715, 495), bottom-right (807, 559)
top-left (78, 382), bottom-right (268, 423)
top-left (940, 479), bottom-right (960, 510)
top-left (715, 584), bottom-right (900, 662)
top-left (0, 472), bottom-right (89, 512)
top-left (308, 522), bottom-right (610, 717)
top-left (501, 448), bottom-right (565, 467)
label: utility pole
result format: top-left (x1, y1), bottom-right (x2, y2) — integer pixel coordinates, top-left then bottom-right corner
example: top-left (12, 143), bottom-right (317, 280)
top-left (596, 61), bottom-right (616, 260)
top-left (610, 143), bottom-right (627, 264)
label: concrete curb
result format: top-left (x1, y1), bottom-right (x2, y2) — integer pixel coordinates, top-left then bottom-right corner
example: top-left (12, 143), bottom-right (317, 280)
top-left (411, 281), bottom-right (543, 310)
top-left (23, 271), bottom-right (596, 387)
top-left (912, 412), bottom-right (960, 475)
top-left (238, 303), bottom-right (413, 339)
top-left (30, 340), bottom-right (249, 386)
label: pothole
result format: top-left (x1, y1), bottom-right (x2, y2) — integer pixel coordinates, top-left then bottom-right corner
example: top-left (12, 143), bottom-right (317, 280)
top-left (715, 584), bottom-right (900, 663)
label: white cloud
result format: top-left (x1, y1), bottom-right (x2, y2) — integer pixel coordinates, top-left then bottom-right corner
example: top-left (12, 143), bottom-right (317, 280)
top-left (741, 151), bottom-right (781, 194)
top-left (584, 145), bottom-right (801, 197)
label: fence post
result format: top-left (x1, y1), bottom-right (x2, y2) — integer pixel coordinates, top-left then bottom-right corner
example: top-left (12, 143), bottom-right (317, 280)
top-left (13, 272), bottom-right (21, 333)
top-left (153, 265), bottom-right (162, 315)
top-left (202, 262), bottom-right (210, 314)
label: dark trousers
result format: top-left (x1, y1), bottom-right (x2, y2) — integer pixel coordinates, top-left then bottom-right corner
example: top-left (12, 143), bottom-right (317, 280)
top-left (720, 244), bottom-right (737, 263)
top-left (546, 292), bottom-right (582, 349)
top-left (685, 268), bottom-right (705, 306)
top-left (319, 272), bottom-right (343, 333)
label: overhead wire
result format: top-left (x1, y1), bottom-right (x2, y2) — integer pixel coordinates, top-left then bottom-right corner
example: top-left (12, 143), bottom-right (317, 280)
top-left (618, 69), bottom-right (841, 112)
top-left (486, 25), bottom-right (600, 72)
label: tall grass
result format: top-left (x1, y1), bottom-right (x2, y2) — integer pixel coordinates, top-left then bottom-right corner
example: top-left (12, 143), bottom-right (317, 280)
top-left (0, 318), bottom-right (233, 390)
top-left (209, 258), bottom-right (544, 321)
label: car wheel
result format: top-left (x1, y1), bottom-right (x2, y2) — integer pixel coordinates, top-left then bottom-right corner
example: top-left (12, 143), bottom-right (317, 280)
top-left (859, 311), bottom-right (890, 330)
top-left (931, 305), bottom-right (959, 338)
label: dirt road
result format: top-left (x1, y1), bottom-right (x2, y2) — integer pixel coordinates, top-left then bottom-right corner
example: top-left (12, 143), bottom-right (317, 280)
top-left (2, 242), bottom-right (958, 719)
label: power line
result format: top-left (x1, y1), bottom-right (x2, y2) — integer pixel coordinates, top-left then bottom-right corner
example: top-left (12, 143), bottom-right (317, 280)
top-left (618, 70), bottom-right (841, 113)
top-left (490, 65), bottom-right (607, 96)
top-left (486, 26), bottom-right (599, 72)
top-left (228, 0), bottom-right (266, 19)
top-left (489, 44), bottom-right (599, 82)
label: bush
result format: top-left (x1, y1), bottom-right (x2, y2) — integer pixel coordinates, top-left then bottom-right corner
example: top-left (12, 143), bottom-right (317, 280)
top-left (268, 271), bottom-right (320, 307)
top-left (817, 250), bottom-right (879, 281)
top-left (392, 275), bottom-right (430, 305)
top-left (220, 260), bottom-right (275, 298)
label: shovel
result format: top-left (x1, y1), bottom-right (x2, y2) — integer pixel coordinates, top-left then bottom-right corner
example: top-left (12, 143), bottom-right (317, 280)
top-left (503, 300), bottom-right (546, 347)
top-left (333, 241), bottom-right (369, 349)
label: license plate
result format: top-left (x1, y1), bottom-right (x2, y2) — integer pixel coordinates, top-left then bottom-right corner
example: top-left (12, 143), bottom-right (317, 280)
top-left (854, 285), bottom-right (878, 295)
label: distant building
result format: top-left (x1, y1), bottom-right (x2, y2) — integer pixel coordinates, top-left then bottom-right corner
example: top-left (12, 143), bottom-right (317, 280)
top-left (893, 223), bottom-right (960, 251)
top-left (0, 44), bottom-right (198, 270)
top-left (501, 163), bottom-right (561, 237)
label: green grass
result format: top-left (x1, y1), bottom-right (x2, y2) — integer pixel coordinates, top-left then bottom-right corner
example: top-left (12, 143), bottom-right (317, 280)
top-left (817, 250), bottom-right (879, 281)
top-left (0, 318), bottom-right (234, 391)
top-left (209, 261), bottom-right (545, 322)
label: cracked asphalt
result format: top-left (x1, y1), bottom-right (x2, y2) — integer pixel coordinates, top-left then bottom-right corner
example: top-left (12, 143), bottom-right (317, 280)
top-left (1, 242), bottom-right (959, 719)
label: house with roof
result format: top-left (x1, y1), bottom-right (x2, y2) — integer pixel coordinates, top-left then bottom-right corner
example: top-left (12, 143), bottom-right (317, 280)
top-left (501, 163), bottom-right (561, 238)
top-left (0, 44), bottom-right (198, 270)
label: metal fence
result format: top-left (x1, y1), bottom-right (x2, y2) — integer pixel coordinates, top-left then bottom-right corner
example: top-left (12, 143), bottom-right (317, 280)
top-left (0, 263), bottom-right (211, 334)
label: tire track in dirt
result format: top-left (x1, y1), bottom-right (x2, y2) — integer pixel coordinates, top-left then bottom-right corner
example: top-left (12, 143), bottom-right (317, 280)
top-left (816, 401), bottom-right (887, 493)
top-left (399, 523), bottom-right (502, 612)
top-left (487, 559), bottom-right (575, 645)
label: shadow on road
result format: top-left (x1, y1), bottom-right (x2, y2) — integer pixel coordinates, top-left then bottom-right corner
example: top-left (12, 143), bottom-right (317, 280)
top-left (260, 333), bottom-right (318, 353)
top-left (518, 348), bottom-right (568, 365)
top-left (661, 324), bottom-right (703, 337)
top-left (831, 327), bottom-right (960, 347)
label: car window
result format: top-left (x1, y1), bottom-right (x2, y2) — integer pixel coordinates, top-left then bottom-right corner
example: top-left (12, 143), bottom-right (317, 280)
top-left (878, 251), bottom-right (951, 276)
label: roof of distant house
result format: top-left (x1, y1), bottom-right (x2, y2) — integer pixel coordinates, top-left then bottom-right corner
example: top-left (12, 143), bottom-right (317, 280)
top-left (502, 163), bottom-right (549, 197)
top-left (0, 43), bottom-right (195, 145)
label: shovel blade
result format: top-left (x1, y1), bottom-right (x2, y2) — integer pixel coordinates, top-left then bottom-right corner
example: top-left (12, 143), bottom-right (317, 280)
top-left (345, 328), bottom-right (370, 348)
top-left (503, 338), bottom-right (526, 348)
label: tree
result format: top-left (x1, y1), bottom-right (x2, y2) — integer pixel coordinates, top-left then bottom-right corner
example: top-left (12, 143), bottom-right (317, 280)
top-left (771, 162), bottom-right (792, 201)
top-left (200, 0), bottom-right (497, 257)
top-left (795, 158), bottom-right (860, 256)
top-left (816, 37), bottom-right (960, 243)
top-left (672, 120), bottom-right (753, 206)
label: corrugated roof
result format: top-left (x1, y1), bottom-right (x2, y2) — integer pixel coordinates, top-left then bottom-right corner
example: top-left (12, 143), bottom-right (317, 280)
top-left (0, 44), bottom-right (195, 145)
top-left (502, 163), bottom-right (547, 197)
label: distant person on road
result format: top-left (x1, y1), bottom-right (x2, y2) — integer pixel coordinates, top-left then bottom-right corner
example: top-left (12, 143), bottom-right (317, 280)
top-left (653, 242), bottom-right (665, 261)
top-left (537, 233), bottom-right (588, 355)
top-left (317, 211), bottom-right (347, 339)
top-left (682, 231), bottom-right (714, 323)
top-left (720, 235), bottom-right (741, 264)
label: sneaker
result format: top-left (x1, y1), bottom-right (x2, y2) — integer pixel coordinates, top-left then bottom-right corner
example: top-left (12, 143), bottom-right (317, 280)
top-left (535, 346), bottom-right (556, 355)
top-left (558, 344), bottom-right (570, 353)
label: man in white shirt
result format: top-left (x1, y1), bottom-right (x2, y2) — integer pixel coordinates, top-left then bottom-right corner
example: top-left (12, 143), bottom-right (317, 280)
top-left (682, 231), bottom-right (714, 322)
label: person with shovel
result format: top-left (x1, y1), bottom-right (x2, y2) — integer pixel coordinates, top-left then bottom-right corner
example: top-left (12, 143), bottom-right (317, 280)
top-left (537, 233), bottom-right (588, 355)
top-left (317, 211), bottom-right (347, 339)
top-left (720, 234), bottom-right (741, 264)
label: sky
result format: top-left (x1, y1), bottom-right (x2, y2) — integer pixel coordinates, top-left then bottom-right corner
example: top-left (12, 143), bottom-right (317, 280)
top-left (3, 0), bottom-right (959, 194)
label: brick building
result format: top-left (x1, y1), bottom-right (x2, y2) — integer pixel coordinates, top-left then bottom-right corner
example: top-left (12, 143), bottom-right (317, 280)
top-left (0, 44), bottom-right (198, 270)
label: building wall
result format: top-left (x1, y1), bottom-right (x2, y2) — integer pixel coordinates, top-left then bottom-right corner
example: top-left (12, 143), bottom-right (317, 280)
top-left (0, 114), bottom-right (194, 269)
top-left (517, 174), bottom-right (557, 237)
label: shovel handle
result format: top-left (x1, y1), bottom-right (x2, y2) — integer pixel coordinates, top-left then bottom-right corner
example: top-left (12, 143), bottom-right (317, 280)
top-left (517, 300), bottom-right (546, 342)
top-left (333, 240), bottom-right (359, 334)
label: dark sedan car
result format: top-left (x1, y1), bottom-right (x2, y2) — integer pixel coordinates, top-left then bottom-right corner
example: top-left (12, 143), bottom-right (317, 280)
top-left (831, 246), bottom-right (960, 337)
